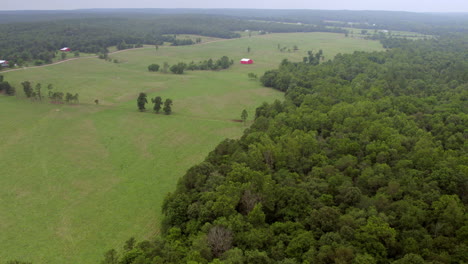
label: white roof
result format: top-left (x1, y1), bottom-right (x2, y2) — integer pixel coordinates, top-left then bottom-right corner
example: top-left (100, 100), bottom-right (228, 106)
top-left (60, 47), bottom-right (69, 50)
top-left (0, 60), bottom-right (6, 63)
top-left (241, 58), bottom-right (251, 61)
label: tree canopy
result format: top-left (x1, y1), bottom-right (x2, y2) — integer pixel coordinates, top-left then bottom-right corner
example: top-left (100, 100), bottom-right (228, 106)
top-left (103, 34), bottom-right (467, 264)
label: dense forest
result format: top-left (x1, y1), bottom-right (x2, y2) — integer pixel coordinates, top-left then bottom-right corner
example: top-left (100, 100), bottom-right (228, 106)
top-left (4, 9), bottom-right (467, 67)
top-left (0, 13), bottom-right (345, 66)
top-left (100, 35), bottom-right (468, 263)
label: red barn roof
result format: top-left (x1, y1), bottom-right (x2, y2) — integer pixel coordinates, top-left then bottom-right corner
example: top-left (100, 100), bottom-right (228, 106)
top-left (240, 58), bottom-right (253, 64)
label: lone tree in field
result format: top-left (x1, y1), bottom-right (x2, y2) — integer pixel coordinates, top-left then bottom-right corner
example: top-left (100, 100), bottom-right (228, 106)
top-left (137, 92), bottom-right (148, 112)
top-left (241, 109), bottom-right (248, 124)
top-left (163, 98), bottom-right (173, 115)
top-left (152, 96), bottom-right (163, 113)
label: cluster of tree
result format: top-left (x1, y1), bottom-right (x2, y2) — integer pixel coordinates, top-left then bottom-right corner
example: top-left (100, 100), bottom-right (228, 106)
top-left (186, 56), bottom-right (234, 71)
top-left (21, 81), bottom-right (78, 104)
top-left (171, 38), bottom-right (194, 46)
top-left (277, 44), bottom-right (299, 53)
top-left (148, 56), bottom-right (234, 74)
top-left (103, 34), bottom-right (467, 263)
top-left (302, 50), bottom-right (324, 65)
top-left (137, 93), bottom-right (173, 115)
top-left (170, 63), bottom-right (187, 75)
top-left (0, 75), bottom-right (15, 95)
top-left (148, 62), bottom-right (172, 73)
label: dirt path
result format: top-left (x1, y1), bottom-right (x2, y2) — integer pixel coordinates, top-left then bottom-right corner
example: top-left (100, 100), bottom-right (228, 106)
top-left (0, 37), bottom-right (245, 74)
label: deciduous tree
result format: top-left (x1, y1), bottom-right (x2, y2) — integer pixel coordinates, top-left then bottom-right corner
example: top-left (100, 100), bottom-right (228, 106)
top-left (21, 81), bottom-right (33, 98)
top-left (152, 96), bottom-right (163, 113)
top-left (148, 64), bottom-right (160, 72)
top-left (137, 92), bottom-right (148, 112)
top-left (163, 98), bottom-right (173, 115)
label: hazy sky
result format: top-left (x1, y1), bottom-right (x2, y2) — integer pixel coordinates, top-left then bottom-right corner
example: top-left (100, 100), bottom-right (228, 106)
top-left (2, 0), bottom-right (468, 12)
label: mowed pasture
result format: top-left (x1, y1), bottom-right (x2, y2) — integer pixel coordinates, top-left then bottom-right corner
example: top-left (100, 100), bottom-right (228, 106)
top-left (0, 32), bottom-right (383, 264)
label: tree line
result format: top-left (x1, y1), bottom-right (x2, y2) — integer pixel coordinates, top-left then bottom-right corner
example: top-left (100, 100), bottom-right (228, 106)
top-left (148, 56), bottom-right (235, 74)
top-left (101, 34), bottom-right (467, 264)
top-left (20, 81), bottom-right (79, 104)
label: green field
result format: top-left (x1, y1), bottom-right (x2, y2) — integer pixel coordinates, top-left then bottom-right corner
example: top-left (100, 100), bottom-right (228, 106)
top-left (0, 32), bottom-right (383, 264)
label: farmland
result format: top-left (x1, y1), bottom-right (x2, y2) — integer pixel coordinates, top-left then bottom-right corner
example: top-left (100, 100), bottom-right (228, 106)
top-left (0, 32), bottom-right (383, 263)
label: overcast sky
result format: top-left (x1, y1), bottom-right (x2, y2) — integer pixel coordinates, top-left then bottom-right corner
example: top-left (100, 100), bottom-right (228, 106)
top-left (2, 0), bottom-right (468, 12)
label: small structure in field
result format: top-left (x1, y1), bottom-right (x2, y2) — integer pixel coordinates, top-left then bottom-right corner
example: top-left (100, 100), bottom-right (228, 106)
top-left (0, 60), bottom-right (9, 67)
top-left (240, 58), bottom-right (253, 64)
top-left (60, 47), bottom-right (71, 52)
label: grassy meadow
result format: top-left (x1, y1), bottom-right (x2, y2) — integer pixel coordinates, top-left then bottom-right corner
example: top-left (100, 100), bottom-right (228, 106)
top-left (0, 32), bottom-right (383, 264)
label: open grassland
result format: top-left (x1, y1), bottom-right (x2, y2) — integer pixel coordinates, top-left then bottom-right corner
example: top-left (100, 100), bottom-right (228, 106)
top-left (0, 32), bottom-right (382, 264)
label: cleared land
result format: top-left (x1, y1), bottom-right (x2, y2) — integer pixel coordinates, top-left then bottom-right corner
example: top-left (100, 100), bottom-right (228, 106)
top-left (0, 32), bottom-right (383, 264)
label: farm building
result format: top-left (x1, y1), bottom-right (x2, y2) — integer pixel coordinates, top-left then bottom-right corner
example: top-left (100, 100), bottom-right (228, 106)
top-left (0, 60), bottom-right (9, 67)
top-left (240, 58), bottom-right (253, 64)
top-left (60, 47), bottom-right (71, 52)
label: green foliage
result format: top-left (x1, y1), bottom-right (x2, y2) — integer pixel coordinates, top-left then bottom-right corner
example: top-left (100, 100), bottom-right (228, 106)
top-left (170, 63), bottom-right (186, 74)
top-left (147, 63), bottom-right (160, 72)
top-left (106, 35), bottom-right (467, 263)
top-left (171, 38), bottom-right (194, 46)
top-left (241, 109), bottom-right (248, 124)
top-left (65, 92), bottom-right (79, 104)
top-left (0, 79), bottom-right (15, 95)
top-left (248, 72), bottom-right (258, 80)
top-left (0, 12), bottom-right (347, 65)
top-left (124, 237), bottom-right (136, 251)
top-left (163, 98), bottom-right (173, 115)
top-left (101, 249), bottom-right (118, 264)
top-left (186, 56), bottom-right (234, 71)
top-left (151, 96), bottom-right (163, 113)
top-left (302, 50), bottom-right (323, 65)
top-left (137, 92), bottom-right (148, 112)
top-left (21, 81), bottom-right (33, 98)
top-left (117, 40), bottom-right (130, 50)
